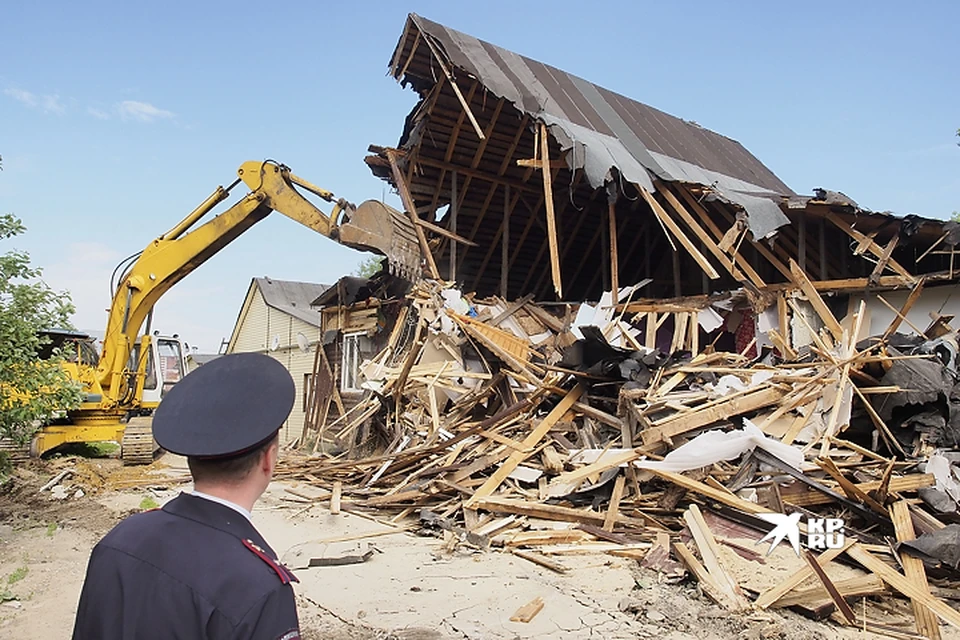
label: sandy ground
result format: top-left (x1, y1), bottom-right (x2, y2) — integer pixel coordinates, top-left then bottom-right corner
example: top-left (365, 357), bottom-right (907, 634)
top-left (1, 453), bottom-right (958, 639)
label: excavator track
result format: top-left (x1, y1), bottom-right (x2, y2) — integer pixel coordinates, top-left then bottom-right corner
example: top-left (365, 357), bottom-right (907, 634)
top-left (121, 416), bottom-right (157, 466)
top-left (0, 438), bottom-right (31, 464)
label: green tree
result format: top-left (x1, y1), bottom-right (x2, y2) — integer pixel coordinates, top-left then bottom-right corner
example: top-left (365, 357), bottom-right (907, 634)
top-left (0, 214), bottom-right (82, 443)
top-left (354, 255), bottom-right (384, 278)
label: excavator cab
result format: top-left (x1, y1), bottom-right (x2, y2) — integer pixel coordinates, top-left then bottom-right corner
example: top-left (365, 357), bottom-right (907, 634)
top-left (128, 334), bottom-right (188, 407)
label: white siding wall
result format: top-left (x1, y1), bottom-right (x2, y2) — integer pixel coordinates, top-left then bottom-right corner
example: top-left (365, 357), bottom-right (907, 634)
top-left (231, 290), bottom-right (270, 353)
top-left (228, 288), bottom-right (323, 445)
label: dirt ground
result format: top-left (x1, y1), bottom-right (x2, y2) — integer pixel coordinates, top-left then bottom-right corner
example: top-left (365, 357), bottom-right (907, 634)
top-left (0, 454), bottom-right (955, 639)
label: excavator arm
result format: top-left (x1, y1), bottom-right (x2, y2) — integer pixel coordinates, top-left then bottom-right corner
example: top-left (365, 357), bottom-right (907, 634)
top-left (95, 160), bottom-right (420, 406)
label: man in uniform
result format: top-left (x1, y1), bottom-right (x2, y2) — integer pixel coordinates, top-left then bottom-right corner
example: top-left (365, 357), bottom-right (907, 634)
top-left (72, 352), bottom-right (301, 639)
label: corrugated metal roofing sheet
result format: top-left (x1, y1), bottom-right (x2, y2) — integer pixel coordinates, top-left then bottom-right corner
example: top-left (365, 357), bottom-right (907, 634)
top-left (400, 14), bottom-right (793, 238)
top-left (255, 277), bottom-right (329, 328)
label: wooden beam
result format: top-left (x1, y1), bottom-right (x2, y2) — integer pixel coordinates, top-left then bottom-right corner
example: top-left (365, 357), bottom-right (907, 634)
top-left (684, 504), bottom-right (750, 611)
top-left (802, 549), bottom-right (857, 624)
top-left (789, 258), bottom-right (844, 342)
top-left (516, 157), bottom-right (567, 169)
top-left (465, 384), bottom-right (584, 508)
top-left (638, 186), bottom-right (720, 280)
top-left (680, 187), bottom-right (790, 281)
top-left (450, 171), bottom-right (458, 281)
top-left (609, 200), bottom-right (620, 301)
top-left (470, 186), bottom-right (524, 292)
top-left (755, 541), bottom-right (854, 609)
top-left (798, 216), bottom-right (807, 272)
top-left (419, 32), bottom-right (485, 141)
top-left (603, 475), bottom-right (627, 532)
top-left (498, 114), bottom-right (531, 176)
top-left (819, 219), bottom-right (829, 279)
top-left (330, 480), bottom-right (342, 515)
top-left (526, 175), bottom-right (591, 295)
top-left (470, 98), bottom-right (505, 170)
top-left (869, 233), bottom-right (901, 284)
top-left (396, 29), bottom-right (420, 79)
top-left (845, 544), bottom-right (960, 630)
top-left (890, 500), bottom-right (941, 639)
top-left (415, 216), bottom-right (477, 247)
top-left (673, 541), bottom-right (738, 609)
top-left (540, 122), bottom-right (563, 298)
top-left (385, 148), bottom-right (440, 279)
top-left (474, 495), bottom-right (651, 529)
top-left (444, 81), bottom-right (479, 163)
top-left (640, 385), bottom-right (785, 445)
top-left (824, 211), bottom-right (914, 280)
top-left (883, 278), bottom-right (925, 339)
top-left (658, 184), bottom-right (763, 288)
top-left (413, 156), bottom-right (544, 198)
top-left (501, 184), bottom-right (510, 298)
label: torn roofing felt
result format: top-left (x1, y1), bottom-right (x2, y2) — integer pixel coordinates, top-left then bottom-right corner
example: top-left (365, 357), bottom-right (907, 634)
top-left (393, 13), bottom-right (793, 239)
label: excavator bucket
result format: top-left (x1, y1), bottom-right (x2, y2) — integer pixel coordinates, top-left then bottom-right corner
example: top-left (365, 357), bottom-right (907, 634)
top-left (336, 200), bottom-right (422, 280)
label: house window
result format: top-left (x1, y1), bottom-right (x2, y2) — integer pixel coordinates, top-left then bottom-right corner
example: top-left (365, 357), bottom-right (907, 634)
top-left (303, 373), bottom-right (313, 412)
top-left (341, 332), bottom-right (363, 392)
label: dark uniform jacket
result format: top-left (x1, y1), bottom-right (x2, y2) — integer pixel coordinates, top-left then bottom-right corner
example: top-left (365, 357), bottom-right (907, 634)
top-left (72, 492), bottom-right (299, 640)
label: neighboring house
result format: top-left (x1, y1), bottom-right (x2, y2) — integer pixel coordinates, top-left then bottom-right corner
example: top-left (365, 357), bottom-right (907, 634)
top-left (226, 277), bottom-right (330, 444)
top-left (311, 275), bottom-right (410, 416)
top-left (185, 353), bottom-right (221, 372)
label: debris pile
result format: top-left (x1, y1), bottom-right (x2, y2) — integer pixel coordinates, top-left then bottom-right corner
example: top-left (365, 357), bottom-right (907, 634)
top-left (279, 273), bottom-right (960, 638)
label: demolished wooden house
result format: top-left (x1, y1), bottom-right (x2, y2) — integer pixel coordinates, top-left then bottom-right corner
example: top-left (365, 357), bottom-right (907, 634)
top-left (366, 13), bottom-right (959, 307)
top-left (286, 14), bottom-right (960, 639)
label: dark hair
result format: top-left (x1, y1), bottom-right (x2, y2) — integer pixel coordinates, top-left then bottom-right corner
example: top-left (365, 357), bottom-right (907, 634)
top-left (187, 433), bottom-right (278, 485)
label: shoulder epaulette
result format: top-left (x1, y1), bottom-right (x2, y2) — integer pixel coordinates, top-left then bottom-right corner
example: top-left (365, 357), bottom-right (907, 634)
top-left (242, 539), bottom-right (299, 585)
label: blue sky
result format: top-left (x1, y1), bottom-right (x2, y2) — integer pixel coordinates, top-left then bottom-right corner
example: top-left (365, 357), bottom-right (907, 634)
top-left (2, 1), bottom-right (958, 352)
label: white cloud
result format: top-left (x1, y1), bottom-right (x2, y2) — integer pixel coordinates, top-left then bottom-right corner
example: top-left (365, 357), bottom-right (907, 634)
top-left (87, 106), bottom-right (110, 120)
top-left (5, 87), bottom-right (36, 107)
top-left (118, 100), bottom-right (174, 123)
top-left (5, 87), bottom-right (65, 114)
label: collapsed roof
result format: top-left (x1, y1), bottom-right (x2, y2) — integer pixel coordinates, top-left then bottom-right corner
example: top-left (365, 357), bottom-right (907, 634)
top-left (367, 14), bottom-right (958, 303)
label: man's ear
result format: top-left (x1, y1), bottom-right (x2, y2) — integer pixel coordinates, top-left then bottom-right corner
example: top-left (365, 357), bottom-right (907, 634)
top-left (261, 440), bottom-right (278, 474)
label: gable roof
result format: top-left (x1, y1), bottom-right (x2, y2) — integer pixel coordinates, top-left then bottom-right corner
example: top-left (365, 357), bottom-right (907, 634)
top-left (391, 14), bottom-right (792, 237)
top-left (255, 277), bottom-right (330, 327)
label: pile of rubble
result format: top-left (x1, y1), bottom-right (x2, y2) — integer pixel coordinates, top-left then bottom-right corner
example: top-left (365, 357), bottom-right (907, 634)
top-left (279, 273), bottom-right (960, 638)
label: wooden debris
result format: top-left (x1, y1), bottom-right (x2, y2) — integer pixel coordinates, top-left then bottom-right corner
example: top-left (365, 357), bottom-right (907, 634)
top-left (510, 596), bottom-right (545, 623)
top-left (272, 271), bottom-right (960, 638)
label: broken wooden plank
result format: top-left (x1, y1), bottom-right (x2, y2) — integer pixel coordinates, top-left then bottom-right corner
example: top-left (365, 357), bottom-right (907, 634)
top-left (754, 540), bottom-right (855, 609)
top-left (641, 385), bottom-right (785, 445)
top-left (883, 278), bottom-right (926, 339)
top-left (869, 233), bottom-right (901, 284)
top-left (658, 184), bottom-right (764, 288)
top-left (672, 541), bottom-right (736, 610)
top-left (330, 481), bottom-right (342, 515)
top-left (603, 475), bottom-right (627, 532)
top-left (845, 544), bottom-right (960, 630)
top-left (385, 148), bottom-right (440, 279)
top-left (540, 122), bottom-right (563, 298)
top-left (638, 186), bottom-right (720, 280)
top-left (824, 211), bottom-right (914, 280)
top-left (473, 496), bottom-right (653, 529)
top-left (684, 504), bottom-right (749, 611)
top-left (789, 258), bottom-right (844, 342)
top-left (803, 549), bottom-right (857, 625)
top-left (465, 385), bottom-right (584, 508)
top-left (511, 550), bottom-right (567, 575)
top-left (510, 596), bottom-right (546, 623)
top-left (890, 500), bottom-right (941, 639)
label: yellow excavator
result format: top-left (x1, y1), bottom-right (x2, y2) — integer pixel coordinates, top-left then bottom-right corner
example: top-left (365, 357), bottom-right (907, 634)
top-left (21, 160), bottom-right (420, 464)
